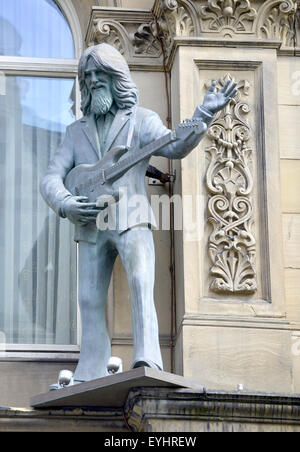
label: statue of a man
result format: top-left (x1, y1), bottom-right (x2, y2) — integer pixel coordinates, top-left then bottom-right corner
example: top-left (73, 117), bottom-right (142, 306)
top-left (40, 43), bottom-right (237, 383)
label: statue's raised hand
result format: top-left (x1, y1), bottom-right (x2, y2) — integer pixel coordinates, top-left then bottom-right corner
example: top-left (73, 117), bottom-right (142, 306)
top-left (203, 80), bottom-right (238, 115)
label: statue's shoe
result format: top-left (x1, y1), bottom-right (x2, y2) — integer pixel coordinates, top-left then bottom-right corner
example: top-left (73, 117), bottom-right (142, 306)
top-left (131, 358), bottom-right (162, 371)
top-left (49, 383), bottom-right (61, 391)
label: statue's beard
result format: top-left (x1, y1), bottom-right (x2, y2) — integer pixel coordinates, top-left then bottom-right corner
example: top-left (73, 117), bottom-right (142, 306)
top-left (90, 87), bottom-right (114, 116)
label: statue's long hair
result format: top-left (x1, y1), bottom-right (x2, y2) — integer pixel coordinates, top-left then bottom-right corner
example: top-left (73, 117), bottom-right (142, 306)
top-left (78, 43), bottom-right (139, 115)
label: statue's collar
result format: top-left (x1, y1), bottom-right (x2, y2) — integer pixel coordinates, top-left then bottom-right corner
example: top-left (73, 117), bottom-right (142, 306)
top-left (80, 107), bottom-right (134, 157)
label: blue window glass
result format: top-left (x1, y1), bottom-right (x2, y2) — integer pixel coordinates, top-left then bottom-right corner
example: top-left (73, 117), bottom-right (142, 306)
top-left (0, 0), bottom-right (75, 58)
top-left (0, 75), bottom-right (77, 345)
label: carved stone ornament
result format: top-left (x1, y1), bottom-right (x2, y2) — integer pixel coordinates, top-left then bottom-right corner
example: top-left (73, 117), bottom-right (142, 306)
top-left (199, 0), bottom-right (258, 36)
top-left (198, 0), bottom-right (298, 43)
top-left (86, 1), bottom-right (299, 68)
top-left (133, 23), bottom-right (161, 57)
top-left (132, 0), bottom-right (195, 60)
top-left (256, 0), bottom-right (298, 47)
top-left (91, 19), bottom-right (127, 55)
top-left (86, 11), bottom-right (163, 64)
top-left (205, 74), bottom-right (257, 295)
top-left (158, 0), bottom-right (195, 53)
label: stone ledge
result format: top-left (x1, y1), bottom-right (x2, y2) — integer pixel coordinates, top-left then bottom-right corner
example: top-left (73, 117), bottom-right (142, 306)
top-left (0, 406), bottom-right (126, 432)
top-left (2, 387), bottom-right (300, 432)
top-left (125, 388), bottom-right (300, 432)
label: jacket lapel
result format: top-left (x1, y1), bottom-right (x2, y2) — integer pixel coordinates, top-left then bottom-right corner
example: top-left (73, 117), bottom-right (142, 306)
top-left (104, 108), bottom-right (132, 154)
top-left (80, 115), bottom-right (101, 159)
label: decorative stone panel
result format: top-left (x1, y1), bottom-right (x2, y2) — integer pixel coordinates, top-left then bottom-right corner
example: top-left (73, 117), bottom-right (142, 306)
top-left (204, 74), bottom-right (256, 295)
top-left (86, 1), bottom-right (299, 68)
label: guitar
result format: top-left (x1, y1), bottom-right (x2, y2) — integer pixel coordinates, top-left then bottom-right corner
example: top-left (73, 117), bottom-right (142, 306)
top-left (64, 118), bottom-right (205, 203)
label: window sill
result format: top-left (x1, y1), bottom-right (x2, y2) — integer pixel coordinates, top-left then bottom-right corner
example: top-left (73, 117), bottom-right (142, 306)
top-left (0, 345), bottom-right (80, 362)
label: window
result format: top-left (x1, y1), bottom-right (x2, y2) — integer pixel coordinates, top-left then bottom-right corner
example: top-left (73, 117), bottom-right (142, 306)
top-left (0, 0), bottom-right (74, 58)
top-left (0, 0), bottom-right (82, 354)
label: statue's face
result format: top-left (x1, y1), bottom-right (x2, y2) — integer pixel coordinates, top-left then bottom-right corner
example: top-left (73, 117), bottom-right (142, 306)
top-left (85, 57), bottom-right (114, 116)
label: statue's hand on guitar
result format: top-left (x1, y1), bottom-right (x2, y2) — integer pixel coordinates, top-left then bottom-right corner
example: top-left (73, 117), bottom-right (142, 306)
top-left (64, 146), bottom-right (128, 208)
top-left (62, 196), bottom-right (104, 226)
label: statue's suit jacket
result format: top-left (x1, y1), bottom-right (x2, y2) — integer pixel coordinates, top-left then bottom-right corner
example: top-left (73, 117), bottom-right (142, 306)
top-left (40, 105), bottom-right (214, 244)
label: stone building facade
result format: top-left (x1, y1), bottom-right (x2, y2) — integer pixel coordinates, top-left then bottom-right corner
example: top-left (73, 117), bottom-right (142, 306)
top-left (0, 0), bottom-right (300, 432)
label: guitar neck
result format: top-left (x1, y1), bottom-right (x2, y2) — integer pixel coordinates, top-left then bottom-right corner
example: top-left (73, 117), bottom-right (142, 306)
top-left (105, 131), bottom-right (177, 182)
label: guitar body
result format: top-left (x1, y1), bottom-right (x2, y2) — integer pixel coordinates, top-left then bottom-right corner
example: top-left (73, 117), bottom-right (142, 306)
top-left (64, 118), bottom-right (204, 204)
top-left (64, 146), bottom-right (128, 203)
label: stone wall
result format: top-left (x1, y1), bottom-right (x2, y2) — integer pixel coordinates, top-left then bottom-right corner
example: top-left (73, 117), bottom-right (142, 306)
top-left (279, 53), bottom-right (300, 393)
top-left (85, 0), bottom-right (300, 394)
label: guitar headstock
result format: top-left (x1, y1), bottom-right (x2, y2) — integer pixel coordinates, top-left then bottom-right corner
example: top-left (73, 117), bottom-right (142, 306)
top-left (174, 118), bottom-right (204, 142)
